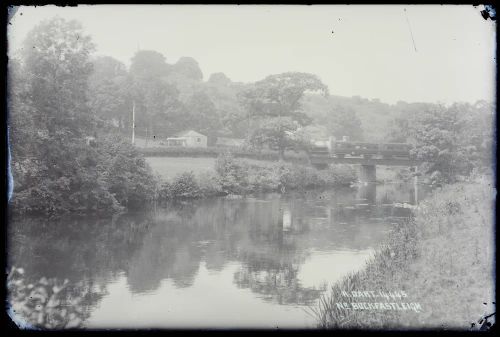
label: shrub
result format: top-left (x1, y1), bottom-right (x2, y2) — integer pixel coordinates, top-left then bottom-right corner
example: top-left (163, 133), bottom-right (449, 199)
top-left (154, 154), bottom-right (359, 202)
top-left (197, 171), bottom-right (224, 197)
top-left (168, 172), bottom-right (202, 199)
top-left (10, 132), bottom-right (158, 215)
top-left (247, 164), bottom-right (280, 192)
top-left (214, 152), bottom-right (250, 194)
top-left (324, 164), bottom-right (358, 186)
top-left (214, 157), bottom-right (358, 194)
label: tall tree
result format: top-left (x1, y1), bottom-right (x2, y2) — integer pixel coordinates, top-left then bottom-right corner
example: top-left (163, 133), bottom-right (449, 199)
top-left (327, 104), bottom-right (364, 141)
top-left (88, 56), bottom-right (130, 130)
top-left (10, 17), bottom-right (117, 213)
top-left (184, 91), bottom-right (222, 145)
top-left (169, 56), bottom-right (203, 81)
top-left (129, 50), bottom-right (170, 79)
top-left (240, 72), bottom-right (329, 159)
top-left (9, 17), bottom-right (157, 214)
top-left (22, 17), bottom-right (96, 139)
top-left (129, 50), bottom-right (182, 140)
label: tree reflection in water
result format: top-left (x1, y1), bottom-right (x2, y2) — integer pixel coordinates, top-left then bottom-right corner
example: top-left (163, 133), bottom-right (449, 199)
top-left (7, 185), bottom-right (425, 328)
top-left (232, 198), bottom-right (323, 305)
top-left (7, 213), bottom-right (152, 329)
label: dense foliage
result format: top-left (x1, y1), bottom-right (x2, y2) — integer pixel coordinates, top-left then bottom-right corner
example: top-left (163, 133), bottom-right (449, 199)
top-left (239, 72), bottom-right (329, 159)
top-left (219, 153), bottom-right (357, 193)
top-left (9, 18), bottom-right (157, 215)
top-left (388, 101), bottom-right (495, 186)
top-left (156, 152), bottom-right (356, 201)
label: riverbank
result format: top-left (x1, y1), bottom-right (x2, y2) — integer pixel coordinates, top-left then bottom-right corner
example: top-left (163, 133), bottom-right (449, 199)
top-left (157, 153), bottom-right (358, 201)
top-left (313, 176), bottom-right (495, 329)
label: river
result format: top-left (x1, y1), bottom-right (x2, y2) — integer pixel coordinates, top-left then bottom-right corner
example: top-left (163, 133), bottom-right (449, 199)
top-left (7, 182), bottom-right (428, 329)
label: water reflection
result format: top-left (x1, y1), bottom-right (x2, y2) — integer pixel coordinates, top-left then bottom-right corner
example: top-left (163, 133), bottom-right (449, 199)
top-left (8, 183), bottom-right (427, 329)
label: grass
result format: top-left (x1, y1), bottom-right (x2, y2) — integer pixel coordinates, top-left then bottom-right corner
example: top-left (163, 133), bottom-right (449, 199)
top-left (312, 176), bottom-right (495, 330)
top-left (145, 157), bottom-right (216, 180)
top-left (138, 145), bottom-right (310, 163)
top-left (145, 156), bottom-right (310, 181)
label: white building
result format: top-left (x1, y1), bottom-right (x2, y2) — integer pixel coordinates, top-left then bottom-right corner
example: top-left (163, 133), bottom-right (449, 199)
top-left (166, 130), bottom-right (208, 148)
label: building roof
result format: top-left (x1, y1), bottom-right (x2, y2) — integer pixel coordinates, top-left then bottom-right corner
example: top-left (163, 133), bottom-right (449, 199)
top-left (173, 130), bottom-right (206, 138)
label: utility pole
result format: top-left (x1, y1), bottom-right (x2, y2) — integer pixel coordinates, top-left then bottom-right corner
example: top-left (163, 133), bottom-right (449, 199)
top-left (132, 100), bottom-right (135, 145)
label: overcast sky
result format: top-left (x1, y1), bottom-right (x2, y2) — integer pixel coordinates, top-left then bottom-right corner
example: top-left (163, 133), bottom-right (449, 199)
top-left (7, 5), bottom-right (496, 105)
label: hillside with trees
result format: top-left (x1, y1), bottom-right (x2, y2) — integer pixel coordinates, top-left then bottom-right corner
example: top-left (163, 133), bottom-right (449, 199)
top-left (8, 16), bottom-right (495, 213)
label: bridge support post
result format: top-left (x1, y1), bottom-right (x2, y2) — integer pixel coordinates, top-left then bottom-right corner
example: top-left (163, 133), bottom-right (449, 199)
top-left (360, 165), bottom-right (376, 183)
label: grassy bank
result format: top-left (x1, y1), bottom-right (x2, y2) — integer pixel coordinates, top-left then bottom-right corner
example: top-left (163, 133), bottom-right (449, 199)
top-left (157, 152), bottom-right (357, 200)
top-left (138, 146), bottom-right (310, 163)
top-left (313, 176), bottom-right (495, 329)
top-left (145, 157), bottom-right (216, 180)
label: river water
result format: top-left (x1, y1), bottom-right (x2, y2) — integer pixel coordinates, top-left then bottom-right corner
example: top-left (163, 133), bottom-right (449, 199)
top-left (7, 183), bottom-right (427, 329)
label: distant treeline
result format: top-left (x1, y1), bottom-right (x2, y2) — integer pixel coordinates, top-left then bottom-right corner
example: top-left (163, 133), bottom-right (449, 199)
top-left (8, 17), bottom-right (495, 215)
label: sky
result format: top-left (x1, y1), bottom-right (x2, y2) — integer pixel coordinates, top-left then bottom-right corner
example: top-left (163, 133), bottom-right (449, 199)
top-left (7, 5), bottom-right (496, 105)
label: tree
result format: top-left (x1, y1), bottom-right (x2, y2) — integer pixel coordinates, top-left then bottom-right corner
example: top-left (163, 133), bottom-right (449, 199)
top-left (10, 17), bottom-right (118, 213)
top-left (205, 73), bottom-right (248, 137)
top-left (164, 57), bottom-right (205, 103)
top-left (88, 56), bottom-right (130, 130)
top-left (170, 57), bottom-right (203, 81)
top-left (208, 72), bottom-right (231, 86)
top-left (240, 72), bottom-right (329, 160)
top-left (129, 50), bottom-right (184, 140)
top-left (184, 91), bottom-right (222, 145)
top-left (327, 104), bottom-right (364, 141)
top-left (21, 17), bottom-right (96, 139)
top-left (129, 50), bottom-right (170, 79)
top-left (9, 17), bottom-right (157, 214)
top-left (387, 101), bottom-right (494, 186)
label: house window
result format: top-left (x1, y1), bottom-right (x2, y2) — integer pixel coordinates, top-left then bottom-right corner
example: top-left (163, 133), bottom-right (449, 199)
top-left (197, 138), bottom-right (201, 142)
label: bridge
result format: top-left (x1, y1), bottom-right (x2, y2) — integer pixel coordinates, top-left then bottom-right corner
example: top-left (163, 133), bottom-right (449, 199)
top-left (309, 154), bottom-right (418, 183)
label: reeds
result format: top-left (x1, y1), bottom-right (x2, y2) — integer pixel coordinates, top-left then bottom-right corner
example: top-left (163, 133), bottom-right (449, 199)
top-left (312, 177), bottom-right (495, 329)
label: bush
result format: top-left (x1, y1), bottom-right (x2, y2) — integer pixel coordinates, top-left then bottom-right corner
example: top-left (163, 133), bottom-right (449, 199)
top-left (100, 135), bottom-right (158, 209)
top-left (158, 171), bottom-right (225, 201)
top-left (324, 164), bottom-right (358, 186)
top-left (197, 171), bottom-right (224, 197)
top-left (247, 164), bottom-right (280, 192)
top-left (214, 152), bottom-right (250, 194)
top-left (213, 154), bottom-right (357, 194)
top-left (163, 172), bottom-right (202, 199)
top-left (10, 133), bottom-right (158, 215)
top-left (152, 153), bottom-right (358, 203)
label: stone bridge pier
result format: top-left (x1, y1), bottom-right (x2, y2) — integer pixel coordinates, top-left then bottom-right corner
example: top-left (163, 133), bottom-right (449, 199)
top-left (359, 165), bottom-right (377, 183)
